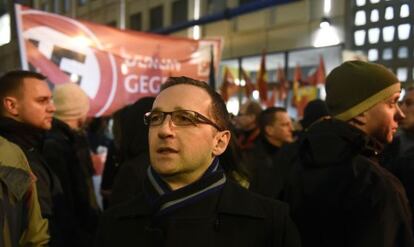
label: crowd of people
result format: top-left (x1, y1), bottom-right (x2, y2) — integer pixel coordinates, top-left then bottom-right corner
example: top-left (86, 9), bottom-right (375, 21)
top-left (0, 60), bottom-right (413, 246)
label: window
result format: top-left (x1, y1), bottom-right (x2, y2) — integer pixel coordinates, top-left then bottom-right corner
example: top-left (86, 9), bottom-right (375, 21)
top-left (400, 4), bottom-right (409, 18)
top-left (368, 28), bottom-right (380, 43)
top-left (384, 6), bottom-right (394, 20)
top-left (397, 67), bottom-right (407, 81)
top-left (368, 49), bottom-right (378, 61)
top-left (355, 10), bottom-right (366, 26)
top-left (356, 0), bottom-right (366, 7)
top-left (354, 30), bottom-right (366, 46)
top-left (398, 24), bottom-right (411, 40)
top-left (150, 5), bottom-right (163, 30)
top-left (130, 12), bottom-right (142, 31)
top-left (172, 0), bottom-right (188, 25)
top-left (398, 47), bottom-right (408, 58)
top-left (370, 9), bottom-right (379, 22)
top-left (382, 26), bottom-right (395, 42)
top-left (382, 48), bottom-right (393, 60)
top-left (369, 0), bottom-right (379, 4)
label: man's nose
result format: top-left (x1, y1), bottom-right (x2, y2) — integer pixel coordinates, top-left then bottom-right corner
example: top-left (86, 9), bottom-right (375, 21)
top-left (396, 103), bottom-right (405, 121)
top-left (157, 115), bottom-right (175, 138)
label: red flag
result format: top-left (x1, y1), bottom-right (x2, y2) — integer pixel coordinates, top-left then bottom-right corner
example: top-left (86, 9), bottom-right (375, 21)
top-left (307, 56), bottom-right (326, 86)
top-left (292, 64), bottom-right (302, 107)
top-left (256, 50), bottom-right (268, 103)
top-left (276, 66), bottom-right (288, 102)
top-left (220, 67), bottom-right (238, 102)
top-left (267, 87), bottom-right (278, 107)
top-left (241, 68), bottom-right (255, 98)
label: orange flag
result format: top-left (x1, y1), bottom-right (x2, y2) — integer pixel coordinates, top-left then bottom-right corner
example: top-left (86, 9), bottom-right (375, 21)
top-left (277, 66), bottom-right (288, 102)
top-left (220, 67), bottom-right (238, 102)
top-left (307, 56), bottom-right (326, 86)
top-left (241, 68), bottom-right (255, 99)
top-left (267, 87), bottom-right (278, 107)
top-left (256, 50), bottom-right (268, 103)
top-left (292, 64), bottom-right (303, 107)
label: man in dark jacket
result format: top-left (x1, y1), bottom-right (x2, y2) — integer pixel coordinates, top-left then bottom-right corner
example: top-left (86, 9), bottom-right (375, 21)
top-left (284, 61), bottom-right (414, 247)
top-left (42, 83), bottom-right (100, 247)
top-left (244, 107), bottom-right (294, 198)
top-left (96, 76), bottom-right (300, 247)
top-left (0, 70), bottom-right (66, 246)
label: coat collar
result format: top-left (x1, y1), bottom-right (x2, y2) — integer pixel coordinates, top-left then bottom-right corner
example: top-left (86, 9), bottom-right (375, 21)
top-left (114, 180), bottom-right (266, 219)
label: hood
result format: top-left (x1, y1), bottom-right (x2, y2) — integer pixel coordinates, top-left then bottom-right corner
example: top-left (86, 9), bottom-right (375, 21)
top-left (298, 118), bottom-right (382, 168)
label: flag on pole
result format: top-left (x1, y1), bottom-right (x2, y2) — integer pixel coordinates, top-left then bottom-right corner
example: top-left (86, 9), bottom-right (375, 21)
top-left (292, 64), bottom-right (302, 107)
top-left (241, 68), bottom-right (255, 99)
top-left (208, 45), bottom-right (216, 89)
top-left (220, 67), bottom-right (238, 102)
top-left (256, 50), bottom-right (268, 104)
top-left (307, 55), bottom-right (326, 86)
top-left (276, 66), bottom-right (288, 102)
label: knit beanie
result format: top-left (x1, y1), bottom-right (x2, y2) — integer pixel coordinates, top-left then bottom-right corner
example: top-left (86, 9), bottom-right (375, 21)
top-left (53, 83), bottom-right (90, 120)
top-left (300, 99), bottom-right (330, 129)
top-left (325, 61), bottom-right (400, 121)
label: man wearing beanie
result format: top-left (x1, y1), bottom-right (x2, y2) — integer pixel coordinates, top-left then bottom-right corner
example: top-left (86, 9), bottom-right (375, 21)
top-left (284, 61), bottom-right (414, 247)
top-left (42, 83), bottom-right (100, 247)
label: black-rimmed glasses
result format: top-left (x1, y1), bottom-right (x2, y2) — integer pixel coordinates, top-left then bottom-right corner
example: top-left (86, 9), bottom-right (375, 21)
top-left (144, 110), bottom-right (223, 131)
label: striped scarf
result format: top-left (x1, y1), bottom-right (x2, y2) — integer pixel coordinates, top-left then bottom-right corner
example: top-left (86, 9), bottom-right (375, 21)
top-left (144, 158), bottom-right (226, 216)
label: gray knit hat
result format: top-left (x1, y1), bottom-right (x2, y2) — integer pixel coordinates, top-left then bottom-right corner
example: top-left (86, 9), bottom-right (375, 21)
top-left (53, 83), bottom-right (90, 120)
top-left (325, 61), bottom-right (400, 121)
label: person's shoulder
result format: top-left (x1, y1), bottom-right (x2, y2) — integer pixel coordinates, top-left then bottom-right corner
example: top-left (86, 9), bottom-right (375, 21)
top-left (0, 136), bottom-right (31, 172)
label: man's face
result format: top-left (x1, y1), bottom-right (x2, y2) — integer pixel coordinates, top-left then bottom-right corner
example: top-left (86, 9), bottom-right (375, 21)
top-left (14, 78), bottom-right (55, 130)
top-left (148, 84), bottom-right (228, 187)
top-left (265, 111), bottom-right (293, 147)
top-left (364, 92), bottom-right (404, 144)
top-left (399, 90), bottom-right (414, 132)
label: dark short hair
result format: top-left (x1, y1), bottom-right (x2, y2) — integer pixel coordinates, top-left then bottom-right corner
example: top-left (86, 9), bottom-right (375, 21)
top-left (240, 100), bottom-right (262, 118)
top-left (257, 107), bottom-right (287, 134)
top-left (160, 76), bottom-right (230, 131)
top-left (0, 70), bottom-right (47, 114)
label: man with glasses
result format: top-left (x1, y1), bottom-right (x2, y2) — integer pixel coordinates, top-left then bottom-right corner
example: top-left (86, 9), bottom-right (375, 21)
top-left (96, 76), bottom-right (300, 247)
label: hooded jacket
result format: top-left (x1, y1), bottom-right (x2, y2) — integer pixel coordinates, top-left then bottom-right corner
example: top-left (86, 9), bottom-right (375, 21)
top-left (284, 118), bottom-right (414, 247)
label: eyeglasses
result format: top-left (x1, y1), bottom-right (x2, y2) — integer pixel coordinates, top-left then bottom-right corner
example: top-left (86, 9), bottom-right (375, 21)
top-left (144, 110), bottom-right (223, 131)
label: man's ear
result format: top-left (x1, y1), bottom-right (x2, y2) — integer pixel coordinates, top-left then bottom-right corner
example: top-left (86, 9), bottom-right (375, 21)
top-left (3, 96), bottom-right (19, 116)
top-left (212, 130), bottom-right (231, 156)
top-left (350, 112), bottom-right (368, 126)
top-left (264, 125), bottom-right (273, 137)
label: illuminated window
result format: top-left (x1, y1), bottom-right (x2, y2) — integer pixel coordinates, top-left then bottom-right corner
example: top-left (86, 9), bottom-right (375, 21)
top-left (355, 10), bottom-right (366, 26)
top-left (397, 67), bottom-right (407, 81)
top-left (356, 0), bottom-right (366, 7)
top-left (354, 30), bottom-right (366, 46)
top-left (382, 48), bottom-right (393, 60)
top-left (398, 24), bottom-right (411, 40)
top-left (383, 26), bottom-right (395, 42)
top-left (369, 0), bottom-right (379, 4)
top-left (368, 28), bottom-right (380, 43)
top-left (385, 6), bottom-right (394, 20)
top-left (398, 47), bottom-right (408, 58)
top-left (368, 49), bottom-right (378, 61)
top-left (400, 4), bottom-right (409, 18)
top-left (370, 9), bottom-right (379, 22)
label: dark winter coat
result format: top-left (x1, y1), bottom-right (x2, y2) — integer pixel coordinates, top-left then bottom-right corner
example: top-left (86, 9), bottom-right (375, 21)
top-left (284, 118), bottom-right (414, 247)
top-left (243, 137), bottom-right (283, 198)
top-left (96, 180), bottom-right (301, 247)
top-left (42, 118), bottom-right (101, 247)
